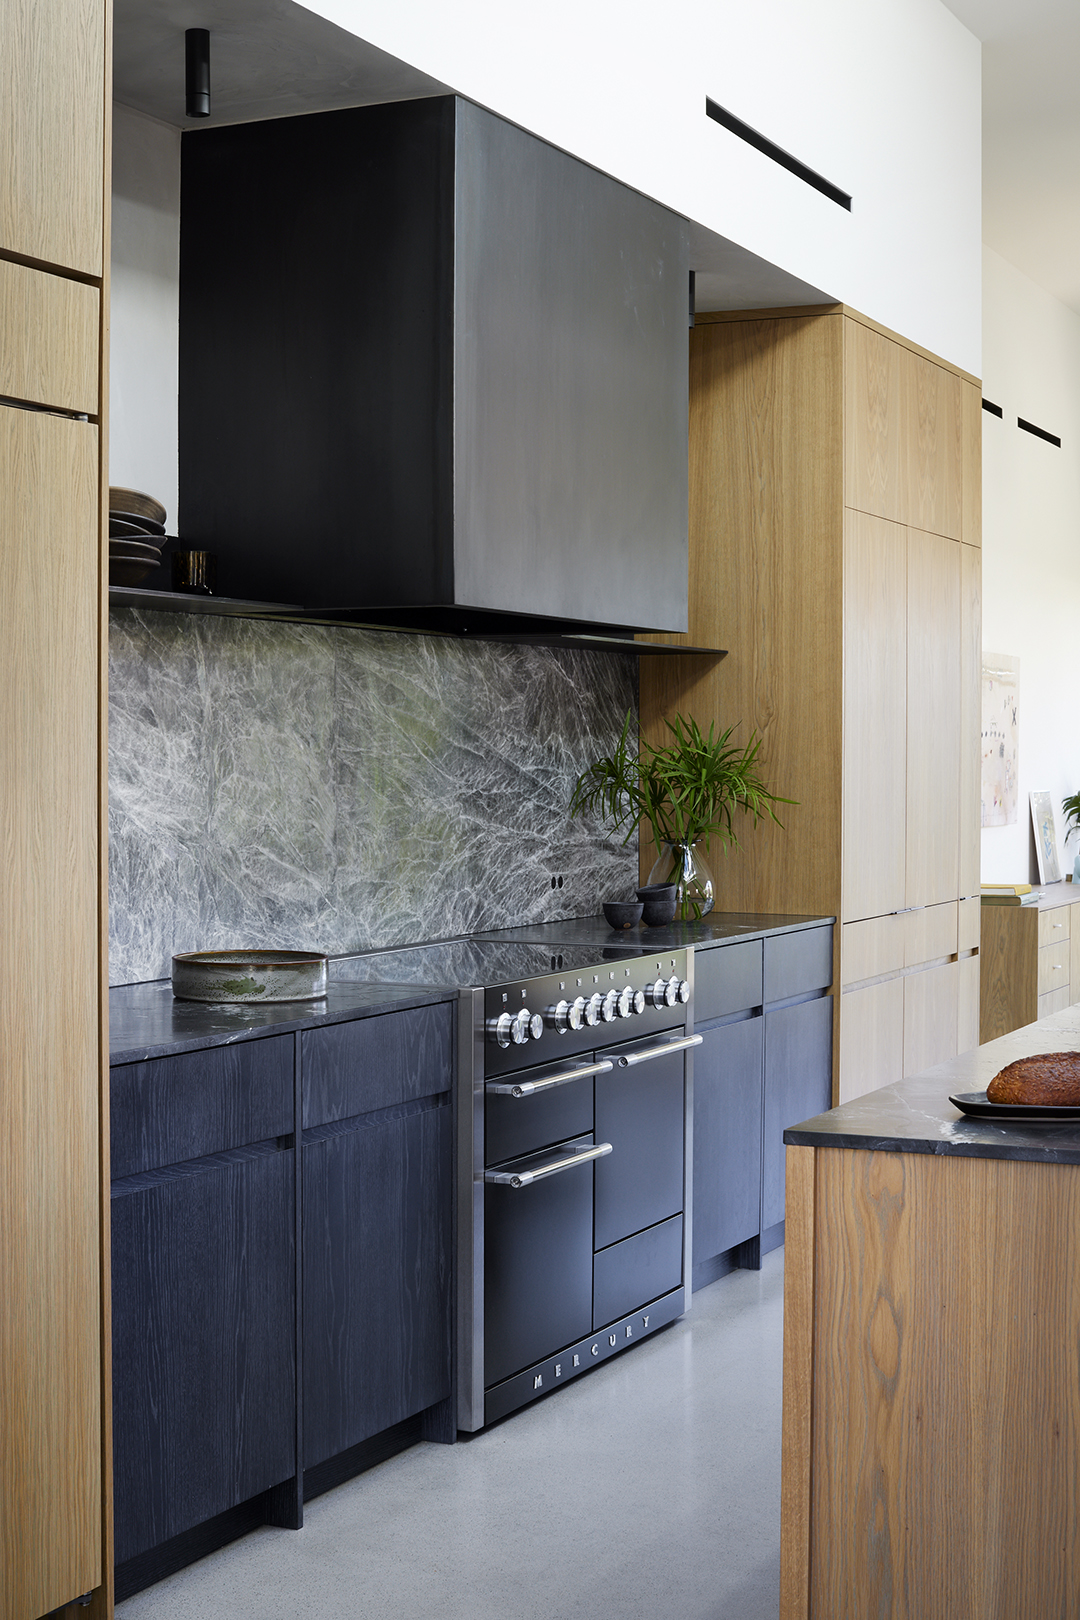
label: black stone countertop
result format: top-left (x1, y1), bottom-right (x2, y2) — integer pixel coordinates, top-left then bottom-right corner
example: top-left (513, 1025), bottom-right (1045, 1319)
top-left (785, 1003), bottom-right (1080, 1165)
top-left (472, 911), bottom-right (833, 953)
top-left (109, 978), bottom-right (453, 1066)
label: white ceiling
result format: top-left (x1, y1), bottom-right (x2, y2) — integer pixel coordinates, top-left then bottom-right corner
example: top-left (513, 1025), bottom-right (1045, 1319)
top-left (941, 0), bottom-right (1080, 316)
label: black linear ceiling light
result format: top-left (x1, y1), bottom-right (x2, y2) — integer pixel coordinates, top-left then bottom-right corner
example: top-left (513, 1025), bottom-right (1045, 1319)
top-left (186, 28), bottom-right (211, 119)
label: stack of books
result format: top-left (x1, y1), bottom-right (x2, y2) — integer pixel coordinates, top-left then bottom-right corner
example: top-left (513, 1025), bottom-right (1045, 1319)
top-left (980, 883), bottom-right (1041, 907)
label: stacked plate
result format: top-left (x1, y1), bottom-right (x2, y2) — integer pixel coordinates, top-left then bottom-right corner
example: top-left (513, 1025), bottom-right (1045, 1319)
top-left (109, 487), bottom-right (168, 586)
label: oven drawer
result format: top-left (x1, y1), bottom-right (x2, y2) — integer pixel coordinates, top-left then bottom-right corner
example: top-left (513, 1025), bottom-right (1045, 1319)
top-left (594, 1041), bottom-right (686, 1250)
top-left (483, 1135), bottom-right (599, 1388)
top-left (594, 1214), bottom-right (683, 1328)
top-left (485, 1057), bottom-right (604, 1165)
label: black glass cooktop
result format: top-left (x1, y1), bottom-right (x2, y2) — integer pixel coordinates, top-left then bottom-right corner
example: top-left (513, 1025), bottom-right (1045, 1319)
top-left (330, 936), bottom-right (654, 991)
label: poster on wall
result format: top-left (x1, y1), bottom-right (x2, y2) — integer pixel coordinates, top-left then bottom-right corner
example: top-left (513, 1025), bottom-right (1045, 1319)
top-left (981, 652), bottom-right (1019, 826)
top-left (1030, 791), bottom-right (1062, 885)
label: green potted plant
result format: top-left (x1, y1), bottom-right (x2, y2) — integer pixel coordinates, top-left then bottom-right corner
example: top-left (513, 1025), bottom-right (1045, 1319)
top-left (570, 710), bottom-right (793, 920)
top-left (1063, 791), bottom-right (1080, 882)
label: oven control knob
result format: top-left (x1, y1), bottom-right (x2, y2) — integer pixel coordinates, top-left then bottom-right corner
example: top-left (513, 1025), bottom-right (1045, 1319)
top-left (569, 995), bottom-right (586, 1031)
top-left (632, 988), bottom-right (646, 1015)
top-left (491, 1012), bottom-right (515, 1048)
top-left (511, 1008), bottom-right (535, 1044)
top-left (584, 992), bottom-right (603, 1026)
top-left (552, 998), bottom-right (573, 1034)
top-left (602, 989), bottom-right (619, 1022)
top-left (616, 986), bottom-right (635, 1018)
top-left (677, 979), bottom-right (691, 1005)
top-left (529, 1012), bottom-right (544, 1040)
top-left (648, 977), bottom-right (668, 1008)
top-left (664, 975), bottom-right (680, 1007)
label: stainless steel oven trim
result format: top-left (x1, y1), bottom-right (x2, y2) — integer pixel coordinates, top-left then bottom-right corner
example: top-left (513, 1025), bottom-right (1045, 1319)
top-left (485, 1058), bottom-right (614, 1097)
top-left (615, 1033), bottom-right (703, 1067)
top-left (484, 1140), bottom-right (612, 1187)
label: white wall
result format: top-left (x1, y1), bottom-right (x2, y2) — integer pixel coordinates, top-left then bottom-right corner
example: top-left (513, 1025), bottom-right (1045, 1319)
top-left (306, 0), bottom-right (982, 373)
top-left (110, 104), bottom-right (181, 527)
top-left (981, 245), bottom-right (1080, 884)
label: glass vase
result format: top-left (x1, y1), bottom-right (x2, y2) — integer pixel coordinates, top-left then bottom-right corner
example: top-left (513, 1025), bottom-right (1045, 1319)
top-left (647, 841), bottom-right (715, 921)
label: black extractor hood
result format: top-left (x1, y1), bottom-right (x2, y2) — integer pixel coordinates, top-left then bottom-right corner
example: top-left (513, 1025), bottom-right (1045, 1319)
top-left (179, 96), bottom-right (720, 655)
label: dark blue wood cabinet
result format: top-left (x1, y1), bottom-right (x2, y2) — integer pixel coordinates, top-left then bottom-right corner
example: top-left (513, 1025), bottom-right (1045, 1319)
top-left (692, 1014), bottom-right (764, 1274)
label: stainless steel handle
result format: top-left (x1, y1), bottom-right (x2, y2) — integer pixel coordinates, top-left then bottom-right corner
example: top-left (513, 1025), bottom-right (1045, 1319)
top-left (485, 1059), bottom-right (614, 1099)
top-left (484, 1141), bottom-right (612, 1188)
top-left (616, 1033), bottom-right (703, 1068)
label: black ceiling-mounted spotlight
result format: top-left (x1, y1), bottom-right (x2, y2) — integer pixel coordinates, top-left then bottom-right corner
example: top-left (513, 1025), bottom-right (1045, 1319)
top-left (185, 29), bottom-right (211, 118)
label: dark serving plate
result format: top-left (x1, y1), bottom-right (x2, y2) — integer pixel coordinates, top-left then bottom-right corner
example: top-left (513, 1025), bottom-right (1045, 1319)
top-left (949, 1090), bottom-right (1080, 1121)
top-left (110, 509), bottom-right (166, 536)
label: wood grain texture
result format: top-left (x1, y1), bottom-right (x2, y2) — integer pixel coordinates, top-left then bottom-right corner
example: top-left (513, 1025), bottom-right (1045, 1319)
top-left (1039, 940), bottom-right (1070, 995)
top-left (1040, 986), bottom-right (1072, 1019)
top-left (111, 1150), bottom-right (296, 1564)
top-left (111, 1038), bottom-right (294, 1178)
top-left (840, 915), bottom-right (906, 987)
top-left (958, 895), bottom-right (980, 953)
top-left (959, 541), bottom-right (982, 896)
top-left (809, 1149), bottom-right (1080, 1619)
top-left (957, 953), bottom-right (979, 1053)
top-left (0, 259), bottom-right (99, 412)
top-left (1072, 906), bottom-right (1080, 1007)
top-left (906, 531), bottom-right (961, 907)
top-left (979, 904), bottom-right (1038, 1042)
top-left (961, 378), bottom-right (982, 547)
top-left (0, 0), bottom-right (105, 276)
top-left (897, 345), bottom-right (962, 540)
top-left (904, 901), bottom-right (957, 969)
top-left (838, 978), bottom-right (904, 1104)
top-left (1039, 906), bottom-right (1071, 948)
top-left (843, 319), bottom-right (903, 524)
top-left (0, 406), bottom-right (101, 1618)
top-left (302, 1101), bottom-right (452, 1468)
top-left (842, 510), bottom-right (906, 921)
top-left (302, 1002), bottom-right (453, 1128)
top-left (640, 313), bottom-right (844, 912)
top-left (779, 1144), bottom-right (816, 1620)
top-left (903, 960), bottom-right (959, 1075)
top-left (699, 304), bottom-right (980, 388)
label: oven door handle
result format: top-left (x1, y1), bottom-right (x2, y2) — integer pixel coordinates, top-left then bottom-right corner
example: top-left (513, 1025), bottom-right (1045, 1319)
top-left (616, 1033), bottom-right (703, 1068)
top-left (483, 1141), bottom-right (612, 1189)
top-left (485, 1059), bottom-right (614, 1099)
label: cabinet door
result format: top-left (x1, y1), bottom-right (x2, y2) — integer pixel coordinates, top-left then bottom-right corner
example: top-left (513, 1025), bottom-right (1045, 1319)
top-left (762, 998), bottom-right (833, 1231)
top-left (842, 511), bottom-right (906, 920)
top-left (692, 1017), bottom-right (764, 1266)
top-left (1, 406), bottom-right (101, 1614)
top-left (906, 529), bottom-right (961, 907)
top-left (839, 977), bottom-right (904, 1104)
top-left (903, 960), bottom-right (960, 1075)
top-left (303, 1100), bottom-right (452, 1469)
top-left (594, 1046), bottom-right (685, 1251)
top-left (111, 1149), bottom-right (296, 1564)
top-left (0, 0), bottom-right (105, 274)
top-left (958, 541), bottom-right (982, 896)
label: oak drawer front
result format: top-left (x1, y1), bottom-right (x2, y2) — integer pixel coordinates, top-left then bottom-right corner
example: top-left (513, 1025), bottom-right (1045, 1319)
top-left (693, 941), bottom-right (762, 1023)
top-left (905, 902), bottom-right (958, 969)
top-left (1038, 942), bottom-right (1070, 996)
top-left (111, 1036), bottom-right (294, 1178)
top-left (764, 927), bottom-right (832, 1003)
top-left (1039, 908), bottom-right (1071, 948)
top-left (841, 914), bottom-right (904, 986)
top-left (1039, 986), bottom-right (1072, 1019)
top-left (0, 259), bottom-right (99, 413)
top-left (302, 1001), bottom-right (453, 1127)
top-left (958, 896), bottom-right (980, 953)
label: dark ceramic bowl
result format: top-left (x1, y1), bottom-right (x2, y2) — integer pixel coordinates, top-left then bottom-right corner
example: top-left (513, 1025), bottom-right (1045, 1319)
top-left (641, 895), bottom-right (678, 927)
top-left (602, 900), bottom-right (644, 930)
top-left (636, 883), bottom-right (677, 902)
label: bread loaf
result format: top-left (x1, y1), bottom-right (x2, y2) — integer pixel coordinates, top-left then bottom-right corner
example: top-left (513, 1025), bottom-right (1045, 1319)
top-left (987, 1052), bottom-right (1080, 1105)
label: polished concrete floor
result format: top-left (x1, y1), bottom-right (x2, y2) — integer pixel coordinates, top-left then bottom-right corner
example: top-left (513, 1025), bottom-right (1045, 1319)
top-left (116, 1249), bottom-right (785, 1620)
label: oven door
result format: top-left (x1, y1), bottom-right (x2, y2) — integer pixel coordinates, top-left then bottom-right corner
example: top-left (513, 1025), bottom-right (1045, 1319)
top-left (482, 1134), bottom-right (611, 1389)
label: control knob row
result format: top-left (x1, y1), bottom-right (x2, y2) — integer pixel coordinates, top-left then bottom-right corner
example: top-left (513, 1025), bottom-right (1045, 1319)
top-left (648, 975), bottom-right (691, 1008)
top-left (490, 976), bottom-right (688, 1046)
top-left (490, 1008), bottom-right (544, 1048)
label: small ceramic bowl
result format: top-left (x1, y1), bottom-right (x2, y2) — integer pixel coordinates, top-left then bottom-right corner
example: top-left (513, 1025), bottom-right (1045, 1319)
top-left (636, 882), bottom-right (677, 927)
top-left (602, 900), bottom-right (644, 930)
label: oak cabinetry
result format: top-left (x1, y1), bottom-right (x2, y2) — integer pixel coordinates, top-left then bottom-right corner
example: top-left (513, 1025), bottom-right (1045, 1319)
top-left (641, 305), bottom-right (981, 1104)
top-left (980, 888), bottom-right (1080, 1040)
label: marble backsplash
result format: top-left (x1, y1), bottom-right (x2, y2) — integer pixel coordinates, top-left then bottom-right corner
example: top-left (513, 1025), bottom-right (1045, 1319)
top-left (108, 610), bottom-right (638, 985)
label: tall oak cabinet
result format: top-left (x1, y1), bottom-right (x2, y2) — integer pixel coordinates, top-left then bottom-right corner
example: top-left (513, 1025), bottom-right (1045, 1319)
top-left (641, 306), bottom-right (981, 1103)
top-left (1, 2), bottom-right (112, 1616)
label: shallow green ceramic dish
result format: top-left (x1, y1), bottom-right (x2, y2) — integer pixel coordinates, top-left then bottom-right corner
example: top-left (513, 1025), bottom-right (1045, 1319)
top-left (172, 949), bottom-right (328, 1003)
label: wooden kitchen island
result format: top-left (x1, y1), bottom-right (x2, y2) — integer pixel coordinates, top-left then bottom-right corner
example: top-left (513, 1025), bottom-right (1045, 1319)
top-left (780, 1003), bottom-right (1080, 1620)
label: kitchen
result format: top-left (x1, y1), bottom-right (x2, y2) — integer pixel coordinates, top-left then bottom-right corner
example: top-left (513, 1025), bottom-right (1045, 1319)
top-left (3, 2), bottom-right (990, 1617)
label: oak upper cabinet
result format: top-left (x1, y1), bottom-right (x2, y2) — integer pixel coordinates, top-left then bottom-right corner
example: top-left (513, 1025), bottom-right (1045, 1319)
top-left (0, 0), bottom-right (106, 276)
top-left (640, 306), bottom-right (981, 1105)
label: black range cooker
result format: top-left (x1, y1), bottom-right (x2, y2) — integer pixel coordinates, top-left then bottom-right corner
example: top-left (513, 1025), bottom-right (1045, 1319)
top-left (333, 937), bottom-right (699, 1430)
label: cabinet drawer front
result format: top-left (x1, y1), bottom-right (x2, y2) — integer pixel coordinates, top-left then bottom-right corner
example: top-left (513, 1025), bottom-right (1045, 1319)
top-left (1038, 942), bottom-right (1070, 995)
top-left (765, 926), bottom-right (833, 1002)
top-left (0, 259), bottom-right (98, 413)
top-left (1039, 986), bottom-right (1072, 1019)
top-left (594, 1214), bottom-right (683, 1329)
top-left (958, 895), bottom-right (980, 953)
top-left (841, 914), bottom-right (904, 986)
top-left (302, 1002), bottom-right (453, 1126)
top-left (905, 901), bottom-right (958, 969)
top-left (1039, 908), bottom-right (1071, 948)
top-left (693, 940), bottom-right (762, 1022)
top-left (111, 1036), bottom-right (293, 1178)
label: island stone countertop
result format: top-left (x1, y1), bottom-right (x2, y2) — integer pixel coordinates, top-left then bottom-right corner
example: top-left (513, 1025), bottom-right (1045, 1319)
top-left (785, 1001), bottom-right (1080, 1165)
